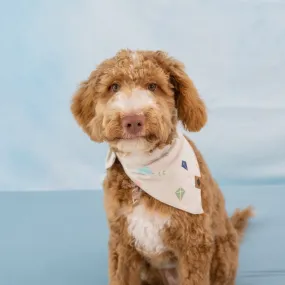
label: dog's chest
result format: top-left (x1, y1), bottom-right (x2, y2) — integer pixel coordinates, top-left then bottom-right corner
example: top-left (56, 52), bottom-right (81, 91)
top-left (126, 204), bottom-right (170, 255)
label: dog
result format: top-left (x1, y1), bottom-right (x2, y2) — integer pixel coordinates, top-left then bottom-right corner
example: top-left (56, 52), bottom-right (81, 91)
top-left (70, 49), bottom-right (253, 285)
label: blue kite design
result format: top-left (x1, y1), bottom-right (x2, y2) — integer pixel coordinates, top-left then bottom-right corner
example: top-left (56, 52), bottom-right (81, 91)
top-left (181, 160), bottom-right (188, 170)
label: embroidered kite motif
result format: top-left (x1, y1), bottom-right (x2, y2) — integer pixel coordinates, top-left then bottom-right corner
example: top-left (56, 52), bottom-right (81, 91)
top-left (175, 187), bottom-right (185, 201)
top-left (181, 160), bottom-right (188, 170)
top-left (136, 166), bottom-right (153, 175)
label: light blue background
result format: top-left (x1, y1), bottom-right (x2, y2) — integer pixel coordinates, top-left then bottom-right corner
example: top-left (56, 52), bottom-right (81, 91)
top-left (0, 0), bottom-right (285, 190)
top-left (0, 0), bottom-right (285, 284)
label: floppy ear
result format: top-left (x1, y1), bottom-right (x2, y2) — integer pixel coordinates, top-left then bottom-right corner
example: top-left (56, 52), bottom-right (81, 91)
top-left (70, 70), bottom-right (104, 142)
top-left (155, 51), bottom-right (207, 132)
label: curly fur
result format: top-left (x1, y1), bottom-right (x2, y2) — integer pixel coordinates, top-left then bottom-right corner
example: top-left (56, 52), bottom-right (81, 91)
top-left (70, 49), bottom-right (253, 285)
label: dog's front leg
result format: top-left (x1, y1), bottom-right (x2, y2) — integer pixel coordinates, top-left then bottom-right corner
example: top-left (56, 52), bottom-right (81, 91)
top-left (108, 232), bottom-right (142, 285)
top-left (164, 214), bottom-right (214, 285)
top-left (177, 241), bottom-right (213, 285)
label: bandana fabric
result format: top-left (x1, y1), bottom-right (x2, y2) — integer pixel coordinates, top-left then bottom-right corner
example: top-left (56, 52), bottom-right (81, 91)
top-left (105, 133), bottom-right (204, 214)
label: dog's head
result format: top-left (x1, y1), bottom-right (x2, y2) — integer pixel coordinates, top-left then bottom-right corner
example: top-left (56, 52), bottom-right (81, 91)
top-left (71, 50), bottom-right (207, 153)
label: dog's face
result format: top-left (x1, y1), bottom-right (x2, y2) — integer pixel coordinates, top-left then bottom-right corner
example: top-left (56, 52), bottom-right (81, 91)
top-left (71, 50), bottom-right (207, 153)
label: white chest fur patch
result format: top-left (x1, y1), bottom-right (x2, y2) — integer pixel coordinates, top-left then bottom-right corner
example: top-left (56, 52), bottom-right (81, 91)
top-left (126, 204), bottom-right (170, 254)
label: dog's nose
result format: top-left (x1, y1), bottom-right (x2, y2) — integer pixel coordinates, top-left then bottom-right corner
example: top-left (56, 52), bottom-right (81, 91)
top-left (122, 114), bottom-right (145, 135)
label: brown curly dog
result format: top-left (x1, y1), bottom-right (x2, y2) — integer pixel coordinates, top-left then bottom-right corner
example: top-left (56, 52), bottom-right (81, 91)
top-left (70, 49), bottom-right (254, 285)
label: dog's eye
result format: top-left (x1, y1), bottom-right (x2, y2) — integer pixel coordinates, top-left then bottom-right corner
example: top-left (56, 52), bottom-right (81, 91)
top-left (148, 83), bottom-right (157, 92)
top-left (110, 83), bottom-right (120, 93)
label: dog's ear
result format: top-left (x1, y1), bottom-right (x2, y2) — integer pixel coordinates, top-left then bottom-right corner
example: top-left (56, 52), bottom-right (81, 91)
top-left (154, 51), bottom-right (207, 132)
top-left (70, 70), bottom-right (104, 142)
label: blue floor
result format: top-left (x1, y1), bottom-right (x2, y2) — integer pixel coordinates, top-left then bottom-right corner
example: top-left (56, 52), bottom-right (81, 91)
top-left (0, 185), bottom-right (284, 285)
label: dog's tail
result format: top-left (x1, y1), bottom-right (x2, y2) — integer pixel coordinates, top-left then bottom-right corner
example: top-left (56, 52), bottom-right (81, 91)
top-left (231, 206), bottom-right (254, 242)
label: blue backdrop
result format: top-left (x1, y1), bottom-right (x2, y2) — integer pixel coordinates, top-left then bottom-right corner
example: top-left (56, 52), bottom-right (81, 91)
top-left (0, 0), bottom-right (284, 284)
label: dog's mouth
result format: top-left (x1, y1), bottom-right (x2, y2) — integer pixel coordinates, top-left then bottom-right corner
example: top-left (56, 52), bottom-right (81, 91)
top-left (119, 133), bottom-right (158, 142)
top-left (121, 133), bottom-right (145, 140)
top-left (107, 134), bottom-right (144, 142)
top-left (106, 133), bottom-right (158, 145)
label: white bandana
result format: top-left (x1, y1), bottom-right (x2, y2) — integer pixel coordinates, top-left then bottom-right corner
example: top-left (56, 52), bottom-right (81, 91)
top-left (105, 132), bottom-right (204, 214)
